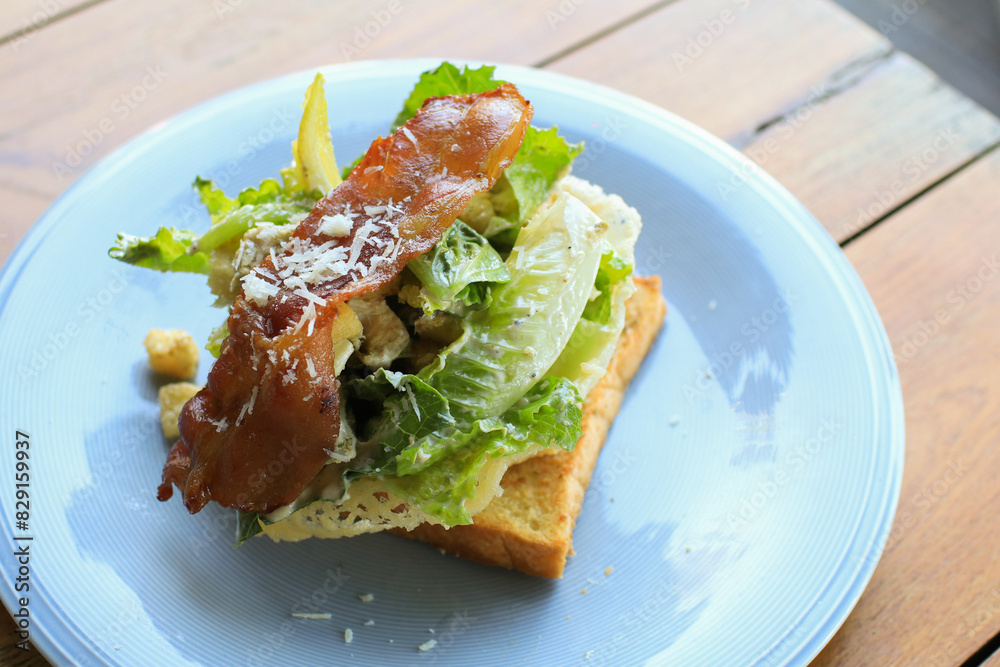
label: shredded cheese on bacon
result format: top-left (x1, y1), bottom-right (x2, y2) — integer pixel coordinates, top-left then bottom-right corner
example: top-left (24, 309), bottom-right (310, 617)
top-left (158, 84), bottom-right (533, 514)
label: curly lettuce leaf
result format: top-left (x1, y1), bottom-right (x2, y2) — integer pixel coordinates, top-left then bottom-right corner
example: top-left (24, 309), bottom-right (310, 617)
top-left (500, 127), bottom-right (583, 225)
top-left (382, 376), bottom-right (582, 525)
top-left (111, 177), bottom-right (319, 274)
top-left (350, 370), bottom-right (456, 472)
top-left (197, 199), bottom-right (315, 253)
top-left (342, 63), bottom-right (507, 179)
top-left (582, 247), bottom-right (632, 324)
top-left (349, 371), bottom-right (581, 526)
top-left (392, 63), bottom-right (506, 129)
top-left (108, 228), bottom-right (210, 274)
top-left (407, 221), bottom-right (509, 314)
top-left (194, 177), bottom-right (239, 218)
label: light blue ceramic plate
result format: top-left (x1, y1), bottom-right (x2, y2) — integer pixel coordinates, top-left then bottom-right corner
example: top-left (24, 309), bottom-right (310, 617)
top-left (0, 60), bottom-right (903, 666)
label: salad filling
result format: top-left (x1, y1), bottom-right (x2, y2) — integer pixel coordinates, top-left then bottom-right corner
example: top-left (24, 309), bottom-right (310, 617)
top-left (110, 64), bottom-right (640, 543)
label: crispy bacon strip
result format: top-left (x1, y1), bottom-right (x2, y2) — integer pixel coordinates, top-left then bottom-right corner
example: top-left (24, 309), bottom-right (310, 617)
top-left (158, 84), bottom-right (533, 514)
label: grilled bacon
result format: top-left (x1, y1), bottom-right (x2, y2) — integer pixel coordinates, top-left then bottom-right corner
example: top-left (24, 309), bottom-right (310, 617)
top-left (158, 84), bottom-right (533, 514)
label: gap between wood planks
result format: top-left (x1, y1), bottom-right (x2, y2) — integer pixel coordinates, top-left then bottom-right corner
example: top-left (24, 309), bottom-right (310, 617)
top-left (839, 140), bottom-right (1000, 249)
top-left (744, 47), bottom-right (894, 142)
top-left (535, 9), bottom-right (1000, 660)
top-left (961, 614), bottom-right (1000, 666)
top-left (533, 0), bottom-right (681, 68)
top-left (713, 39), bottom-right (1000, 252)
top-left (3, 0), bottom-right (997, 293)
top-left (535, 0), bottom-right (1000, 257)
top-left (746, 43), bottom-right (1000, 253)
top-left (0, 0), bottom-right (109, 47)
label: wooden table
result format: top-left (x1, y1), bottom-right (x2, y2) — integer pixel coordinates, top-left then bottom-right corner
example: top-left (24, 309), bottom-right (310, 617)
top-left (2, 0), bottom-right (999, 664)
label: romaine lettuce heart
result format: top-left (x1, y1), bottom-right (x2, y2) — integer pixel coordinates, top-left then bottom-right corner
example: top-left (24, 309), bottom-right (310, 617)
top-left (419, 192), bottom-right (609, 422)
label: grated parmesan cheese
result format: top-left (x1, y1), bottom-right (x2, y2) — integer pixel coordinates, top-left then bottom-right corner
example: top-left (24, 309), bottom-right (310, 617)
top-left (293, 287), bottom-right (327, 307)
top-left (236, 386), bottom-right (259, 425)
top-left (318, 213), bottom-right (354, 238)
top-left (402, 126), bottom-right (418, 151)
top-left (385, 203), bottom-right (403, 220)
top-left (293, 302), bottom-right (318, 335)
top-left (250, 202), bottom-right (409, 336)
top-left (247, 385), bottom-right (258, 415)
top-left (242, 273), bottom-right (280, 307)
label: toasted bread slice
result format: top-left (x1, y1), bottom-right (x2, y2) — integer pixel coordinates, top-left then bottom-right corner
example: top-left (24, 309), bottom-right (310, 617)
top-left (395, 275), bottom-right (666, 577)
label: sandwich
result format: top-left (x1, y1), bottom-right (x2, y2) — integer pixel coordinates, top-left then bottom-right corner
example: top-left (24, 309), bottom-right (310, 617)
top-left (110, 63), bottom-right (666, 577)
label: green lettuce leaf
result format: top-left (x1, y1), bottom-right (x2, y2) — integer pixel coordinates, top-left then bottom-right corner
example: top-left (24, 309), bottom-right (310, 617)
top-left (108, 228), bottom-right (210, 274)
top-left (382, 376), bottom-right (582, 525)
top-left (392, 62), bottom-right (506, 129)
top-left (109, 177), bottom-right (320, 274)
top-left (484, 126), bottom-right (584, 241)
top-left (547, 246), bottom-right (637, 401)
top-left (194, 176), bottom-right (239, 218)
top-left (342, 63), bottom-right (506, 179)
top-left (349, 369), bottom-right (457, 475)
top-left (407, 220), bottom-right (509, 314)
top-left (196, 177), bottom-right (319, 251)
top-left (197, 200), bottom-right (314, 253)
top-left (236, 511), bottom-right (263, 545)
top-left (336, 192), bottom-right (607, 526)
top-left (349, 370), bottom-right (581, 525)
top-left (419, 192), bottom-right (608, 423)
top-left (206, 322), bottom-right (229, 358)
top-left (582, 247), bottom-right (632, 324)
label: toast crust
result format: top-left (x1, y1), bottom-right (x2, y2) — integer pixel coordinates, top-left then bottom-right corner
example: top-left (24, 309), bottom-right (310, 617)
top-left (395, 275), bottom-right (666, 577)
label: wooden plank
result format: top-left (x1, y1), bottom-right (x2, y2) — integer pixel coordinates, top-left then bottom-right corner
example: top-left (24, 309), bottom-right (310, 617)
top-left (834, 0), bottom-right (1000, 117)
top-left (0, 0), bottom-right (663, 243)
top-left (548, 0), bottom-right (1000, 244)
top-left (0, 0), bottom-right (97, 43)
top-left (811, 148), bottom-right (1000, 666)
top-left (740, 51), bottom-right (1000, 242)
top-left (547, 0), bottom-right (891, 143)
